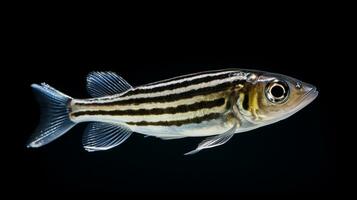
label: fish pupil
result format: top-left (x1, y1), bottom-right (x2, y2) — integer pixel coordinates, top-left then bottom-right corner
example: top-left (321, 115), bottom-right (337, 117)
top-left (271, 85), bottom-right (284, 98)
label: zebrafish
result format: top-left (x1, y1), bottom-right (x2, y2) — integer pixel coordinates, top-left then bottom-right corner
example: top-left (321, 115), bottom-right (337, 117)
top-left (27, 69), bottom-right (318, 154)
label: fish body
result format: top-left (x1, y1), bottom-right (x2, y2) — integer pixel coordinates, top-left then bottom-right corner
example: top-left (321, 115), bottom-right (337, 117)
top-left (27, 69), bottom-right (318, 154)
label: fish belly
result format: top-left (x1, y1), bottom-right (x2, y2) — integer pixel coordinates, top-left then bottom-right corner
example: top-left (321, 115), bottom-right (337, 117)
top-left (129, 117), bottom-right (232, 137)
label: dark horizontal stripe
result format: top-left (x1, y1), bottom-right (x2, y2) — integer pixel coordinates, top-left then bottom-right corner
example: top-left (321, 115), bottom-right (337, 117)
top-left (126, 112), bottom-right (221, 127)
top-left (71, 98), bottom-right (225, 117)
top-left (125, 72), bottom-right (232, 96)
top-left (76, 79), bottom-right (245, 106)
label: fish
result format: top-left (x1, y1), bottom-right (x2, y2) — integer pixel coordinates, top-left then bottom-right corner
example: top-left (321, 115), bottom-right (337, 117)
top-left (27, 69), bottom-right (318, 154)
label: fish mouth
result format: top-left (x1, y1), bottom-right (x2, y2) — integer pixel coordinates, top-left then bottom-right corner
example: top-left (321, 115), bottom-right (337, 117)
top-left (288, 85), bottom-right (319, 116)
top-left (300, 86), bottom-right (319, 108)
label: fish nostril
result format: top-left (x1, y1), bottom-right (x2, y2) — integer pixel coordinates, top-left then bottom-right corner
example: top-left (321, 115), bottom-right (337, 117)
top-left (296, 82), bottom-right (302, 89)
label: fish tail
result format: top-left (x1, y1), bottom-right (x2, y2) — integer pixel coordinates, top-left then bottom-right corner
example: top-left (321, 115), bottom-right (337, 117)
top-left (27, 83), bottom-right (76, 148)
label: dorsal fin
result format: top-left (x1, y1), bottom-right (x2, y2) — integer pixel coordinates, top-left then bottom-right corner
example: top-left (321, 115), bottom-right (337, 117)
top-left (86, 71), bottom-right (133, 97)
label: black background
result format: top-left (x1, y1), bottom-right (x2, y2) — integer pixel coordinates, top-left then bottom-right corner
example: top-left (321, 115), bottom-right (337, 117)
top-left (5, 6), bottom-right (336, 196)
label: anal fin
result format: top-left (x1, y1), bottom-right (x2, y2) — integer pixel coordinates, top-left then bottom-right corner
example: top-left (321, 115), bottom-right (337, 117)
top-left (82, 122), bottom-right (132, 152)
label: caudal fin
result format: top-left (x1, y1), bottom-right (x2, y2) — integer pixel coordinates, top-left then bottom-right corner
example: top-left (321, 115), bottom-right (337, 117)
top-left (27, 83), bottom-right (76, 148)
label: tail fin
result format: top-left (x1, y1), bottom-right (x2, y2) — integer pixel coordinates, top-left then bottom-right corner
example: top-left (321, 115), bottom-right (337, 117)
top-left (27, 83), bottom-right (76, 148)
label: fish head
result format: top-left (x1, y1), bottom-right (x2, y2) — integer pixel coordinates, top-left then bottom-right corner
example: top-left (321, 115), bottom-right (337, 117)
top-left (236, 70), bottom-right (318, 127)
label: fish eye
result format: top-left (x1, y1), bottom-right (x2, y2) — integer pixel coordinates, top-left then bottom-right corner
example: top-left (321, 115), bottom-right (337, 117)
top-left (265, 80), bottom-right (289, 103)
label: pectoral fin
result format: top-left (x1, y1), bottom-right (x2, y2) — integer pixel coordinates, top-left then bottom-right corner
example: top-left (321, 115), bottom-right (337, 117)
top-left (184, 123), bottom-right (237, 155)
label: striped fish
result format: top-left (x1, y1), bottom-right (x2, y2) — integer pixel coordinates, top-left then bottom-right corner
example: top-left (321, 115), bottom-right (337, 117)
top-left (27, 69), bottom-right (318, 154)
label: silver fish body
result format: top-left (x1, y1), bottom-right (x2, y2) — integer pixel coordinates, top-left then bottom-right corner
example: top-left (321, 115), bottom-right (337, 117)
top-left (27, 69), bottom-right (318, 154)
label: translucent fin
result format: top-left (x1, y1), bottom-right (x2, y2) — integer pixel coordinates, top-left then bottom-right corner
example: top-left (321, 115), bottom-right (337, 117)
top-left (27, 83), bottom-right (75, 148)
top-left (184, 123), bottom-right (237, 155)
top-left (82, 122), bottom-right (132, 152)
top-left (87, 71), bottom-right (133, 97)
